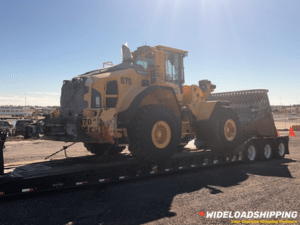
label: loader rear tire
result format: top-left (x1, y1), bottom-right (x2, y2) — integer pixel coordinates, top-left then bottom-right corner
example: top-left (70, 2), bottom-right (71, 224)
top-left (128, 104), bottom-right (181, 163)
top-left (84, 143), bottom-right (125, 156)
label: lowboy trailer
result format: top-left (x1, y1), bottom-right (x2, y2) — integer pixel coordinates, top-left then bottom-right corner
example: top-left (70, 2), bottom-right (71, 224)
top-left (0, 129), bottom-right (289, 198)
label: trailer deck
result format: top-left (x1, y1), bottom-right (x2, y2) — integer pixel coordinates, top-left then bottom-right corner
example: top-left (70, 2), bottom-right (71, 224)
top-left (0, 149), bottom-right (245, 198)
top-left (0, 128), bottom-right (289, 198)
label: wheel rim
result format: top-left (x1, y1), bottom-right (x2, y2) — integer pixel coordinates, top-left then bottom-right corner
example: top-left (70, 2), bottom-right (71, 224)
top-left (247, 145), bottom-right (256, 161)
top-left (151, 121), bottom-right (171, 149)
top-left (264, 144), bottom-right (272, 159)
top-left (224, 119), bottom-right (237, 141)
top-left (278, 142), bottom-right (285, 157)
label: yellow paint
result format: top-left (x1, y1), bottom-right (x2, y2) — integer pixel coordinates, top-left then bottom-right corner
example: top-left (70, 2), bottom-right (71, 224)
top-left (50, 110), bottom-right (60, 118)
top-left (118, 86), bottom-right (147, 112)
top-left (140, 88), bottom-right (181, 117)
top-left (81, 108), bottom-right (116, 143)
top-left (91, 68), bottom-right (147, 111)
top-left (79, 44), bottom-right (221, 146)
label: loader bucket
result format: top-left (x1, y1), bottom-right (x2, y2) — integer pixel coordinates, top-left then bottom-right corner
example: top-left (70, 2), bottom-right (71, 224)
top-left (207, 89), bottom-right (277, 138)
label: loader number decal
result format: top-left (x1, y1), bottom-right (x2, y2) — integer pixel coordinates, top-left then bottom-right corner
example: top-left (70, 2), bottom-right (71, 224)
top-left (82, 119), bottom-right (92, 126)
top-left (121, 77), bottom-right (132, 85)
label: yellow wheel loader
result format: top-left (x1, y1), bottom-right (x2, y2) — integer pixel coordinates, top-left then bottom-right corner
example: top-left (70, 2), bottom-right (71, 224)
top-left (41, 44), bottom-right (277, 163)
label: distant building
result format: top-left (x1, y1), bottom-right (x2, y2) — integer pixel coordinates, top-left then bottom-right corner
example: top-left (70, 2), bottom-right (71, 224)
top-left (34, 107), bottom-right (58, 116)
top-left (0, 106), bottom-right (34, 116)
top-left (0, 106), bottom-right (59, 117)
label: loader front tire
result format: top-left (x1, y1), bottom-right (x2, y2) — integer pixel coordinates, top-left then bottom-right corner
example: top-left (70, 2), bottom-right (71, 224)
top-left (196, 106), bottom-right (243, 153)
top-left (218, 107), bottom-right (242, 150)
top-left (128, 105), bottom-right (181, 163)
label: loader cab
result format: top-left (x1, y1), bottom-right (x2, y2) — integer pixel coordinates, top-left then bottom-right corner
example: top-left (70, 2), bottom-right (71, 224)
top-left (132, 45), bottom-right (188, 93)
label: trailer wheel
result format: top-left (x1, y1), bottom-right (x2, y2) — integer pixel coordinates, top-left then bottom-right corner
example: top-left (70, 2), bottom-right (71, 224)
top-left (244, 141), bottom-right (257, 163)
top-left (128, 104), bottom-right (181, 163)
top-left (274, 140), bottom-right (286, 159)
top-left (84, 143), bottom-right (125, 156)
top-left (259, 141), bottom-right (272, 161)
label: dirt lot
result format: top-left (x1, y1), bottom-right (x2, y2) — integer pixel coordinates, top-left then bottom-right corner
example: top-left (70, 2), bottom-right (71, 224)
top-left (274, 119), bottom-right (300, 130)
top-left (273, 114), bottom-right (300, 130)
top-left (3, 140), bottom-right (91, 165)
top-left (0, 127), bottom-right (300, 224)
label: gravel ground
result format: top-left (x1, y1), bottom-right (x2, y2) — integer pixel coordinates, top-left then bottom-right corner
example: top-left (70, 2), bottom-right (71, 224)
top-left (0, 130), bottom-right (299, 225)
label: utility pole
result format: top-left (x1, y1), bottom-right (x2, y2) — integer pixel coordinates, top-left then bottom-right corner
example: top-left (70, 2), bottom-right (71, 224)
top-left (25, 93), bottom-right (26, 106)
top-left (280, 97), bottom-right (281, 106)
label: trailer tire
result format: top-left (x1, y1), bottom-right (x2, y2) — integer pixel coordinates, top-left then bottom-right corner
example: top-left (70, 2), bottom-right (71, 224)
top-left (259, 141), bottom-right (273, 161)
top-left (128, 104), bottom-right (181, 163)
top-left (84, 143), bottom-right (125, 156)
top-left (244, 140), bottom-right (257, 163)
top-left (274, 139), bottom-right (286, 159)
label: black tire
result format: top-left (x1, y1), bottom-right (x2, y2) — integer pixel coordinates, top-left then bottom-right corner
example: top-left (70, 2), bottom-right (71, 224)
top-left (84, 143), bottom-right (125, 156)
top-left (244, 140), bottom-right (257, 163)
top-left (258, 140), bottom-right (273, 161)
top-left (24, 135), bottom-right (29, 139)
top-left (274, 139), bottom-right (286, 159)
top-left (196, 106), bottom-right (243, 153)
top-left (128, 104), bottom-right (181, 163)
top-left (218, 107), bottom-right (243, 150)
top-left (194, 139), bottom-right (207, 150)
top-left (38, 127), bottom-right (44, 135)
top-left (177, 144), bottom-right (186, 152)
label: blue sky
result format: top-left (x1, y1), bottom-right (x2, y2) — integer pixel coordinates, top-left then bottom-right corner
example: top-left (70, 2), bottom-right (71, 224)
top-left (1, 0), bottom-right (299, 106)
